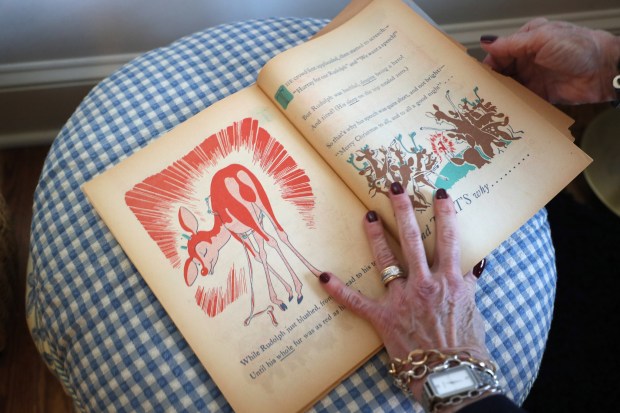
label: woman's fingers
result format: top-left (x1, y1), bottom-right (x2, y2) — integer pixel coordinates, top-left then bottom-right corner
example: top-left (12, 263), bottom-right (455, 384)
top-left (389, 182), bottom-right (428, 277)
top-left (432, 189), bottom-right (461, 278)
top-left (318, 272), bottom-right (379, 323)
top-left (363, 211), bottom-right (406, 288)
top-left (480, 31), bottom-right (540, 76)
top-left (364, 211), bottom-right (398, 269)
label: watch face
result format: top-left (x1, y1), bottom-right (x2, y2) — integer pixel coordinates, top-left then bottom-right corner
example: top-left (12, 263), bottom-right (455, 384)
top-left (427, 365), bottom-right (477, 398)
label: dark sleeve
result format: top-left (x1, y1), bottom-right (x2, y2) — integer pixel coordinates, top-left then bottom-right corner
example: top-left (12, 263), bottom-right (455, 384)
top-left (457, 395), bottom-right (527, 413)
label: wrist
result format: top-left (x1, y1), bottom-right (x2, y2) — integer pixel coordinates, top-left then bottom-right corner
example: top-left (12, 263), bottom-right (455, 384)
top-left (403, 347), bottom-right (491, 400)
top-left (389, 349), bottom-right (502, 412)
top-left (429, 392), bottom-right (495, 413)
top-left (595, 30), bottom-right (620, 102)
top-left (609, 36), bottom-right (620, 106)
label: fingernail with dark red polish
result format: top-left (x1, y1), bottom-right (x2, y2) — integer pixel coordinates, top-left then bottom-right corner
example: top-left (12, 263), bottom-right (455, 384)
top-left (319, 272), bottom-right (331, 284)
top-left (435, 188), bottom-right (448, 199)
top-left (390, 182), bottom-right (404, 195)
top-left (366, 211), bottom-right (378, 222)
top-left (473, 258), bottom-right (487, 278)
top-left (480, 35), bottom-right (498, 44)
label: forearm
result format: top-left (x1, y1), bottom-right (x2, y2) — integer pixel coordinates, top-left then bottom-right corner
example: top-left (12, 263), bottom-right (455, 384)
top-left (456, 395), bottom-right (527, 413)
top-left (422, 392), bottom-right (496, 413)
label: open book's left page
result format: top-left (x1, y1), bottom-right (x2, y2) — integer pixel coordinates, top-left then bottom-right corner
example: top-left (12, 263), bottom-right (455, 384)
top-left (82, 85), bottom-right (384, 413)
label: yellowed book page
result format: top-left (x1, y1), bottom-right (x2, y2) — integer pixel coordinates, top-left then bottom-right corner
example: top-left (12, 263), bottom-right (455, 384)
top-left (488, 69), bottom-right (575, 141)
top-left (318, 0), bottom-right (572, 141)
top-left (82, 85), bottom-right (383, 413)
top-left (257, 0), bottom-right (591, 273)
top-left (315, 0), bottom-right (467, 54)
top-left (313, 0), bottom-right (372, 38)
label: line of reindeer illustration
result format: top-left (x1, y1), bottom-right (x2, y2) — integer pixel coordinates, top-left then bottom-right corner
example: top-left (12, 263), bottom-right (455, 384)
top-left (348, 137), bottom-right (441, 211)
top-left (347, 88), bottom-right (522, 211)
top-left (178, 164), bottom-right (321, 326)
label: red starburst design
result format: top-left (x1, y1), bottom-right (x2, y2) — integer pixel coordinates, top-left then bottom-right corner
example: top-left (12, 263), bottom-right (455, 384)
top-left (430, 132), bottom-right (455, 157)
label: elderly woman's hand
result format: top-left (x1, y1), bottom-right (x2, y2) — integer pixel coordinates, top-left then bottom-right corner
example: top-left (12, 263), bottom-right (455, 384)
top-left (480, 18), bottom-right (620, 105)
top-left (318, 182), bottom-right (489, 401)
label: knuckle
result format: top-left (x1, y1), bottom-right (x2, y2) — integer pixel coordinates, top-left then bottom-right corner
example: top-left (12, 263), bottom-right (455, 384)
top-left (401, 225), bottom-right (422, 246)
top-left (342, 289), bottom-right (362, 308)
top-left (444, 269), bottom-right (465, 286)
top-left (439, 226), bottom-right (459, 246)
top-left (530, 17), bottom-right (548, 25)
top-left (414, 279), bottom-right (441, 300)
top-left (340, 288), bottom-right (364, 310)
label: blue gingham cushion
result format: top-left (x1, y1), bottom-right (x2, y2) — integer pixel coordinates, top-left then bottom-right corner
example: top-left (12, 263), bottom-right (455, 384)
top-left (26, 18), bottom-right (555, 412)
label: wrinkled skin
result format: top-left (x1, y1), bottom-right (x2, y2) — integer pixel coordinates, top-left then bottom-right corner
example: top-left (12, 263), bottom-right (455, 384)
top-left (481, 18), bottom-right (620, 104)
top-left (320, 188), bottom-right (488, 404)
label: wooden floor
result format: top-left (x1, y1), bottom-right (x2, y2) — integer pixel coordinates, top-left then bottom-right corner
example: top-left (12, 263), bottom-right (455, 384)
top-left (0, 144), bottom-right (75, 413)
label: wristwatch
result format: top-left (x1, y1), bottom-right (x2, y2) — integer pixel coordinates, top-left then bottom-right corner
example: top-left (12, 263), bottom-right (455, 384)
top-left (421, 362), bottom-right (500, 413)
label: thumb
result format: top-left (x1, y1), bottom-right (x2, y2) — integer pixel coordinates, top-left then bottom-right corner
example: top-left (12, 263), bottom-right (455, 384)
top-left (480, 17), bottom-right (550, 70)
top-left (481, 31), bottom-right (544, 74)
top-left (480, 35), bottom-right (518, 73)
top-left (318, 272), bottom-right (378, 323)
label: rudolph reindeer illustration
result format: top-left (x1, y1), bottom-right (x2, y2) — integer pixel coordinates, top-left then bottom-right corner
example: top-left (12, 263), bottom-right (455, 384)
top-left (178, 163), bottom-right (321, 326)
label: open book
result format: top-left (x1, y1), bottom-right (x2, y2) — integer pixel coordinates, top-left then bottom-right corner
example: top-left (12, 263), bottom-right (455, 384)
top-left (82, 0), bottom-right (591, 411)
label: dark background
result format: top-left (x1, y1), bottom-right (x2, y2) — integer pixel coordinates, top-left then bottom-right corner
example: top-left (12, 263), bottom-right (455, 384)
top-left (523, 189), bottom-right (620, 412)
top-left (522, 105), bottom-right (620, 412)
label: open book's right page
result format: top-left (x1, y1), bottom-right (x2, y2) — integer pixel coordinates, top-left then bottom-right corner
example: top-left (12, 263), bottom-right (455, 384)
top-left (258, 0), bottom-right (591, 273)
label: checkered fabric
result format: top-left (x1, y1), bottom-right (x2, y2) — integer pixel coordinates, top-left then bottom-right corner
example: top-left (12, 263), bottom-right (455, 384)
top-left (26, 18), bottom-right (556, 412)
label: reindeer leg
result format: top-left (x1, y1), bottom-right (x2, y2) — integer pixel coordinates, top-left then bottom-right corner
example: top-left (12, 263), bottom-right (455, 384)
top-left (243, 247), bottom-right (257, 326)
top-left (264, 227), bottom-right (325, 304)
top-left (273, 229), bottom-right (321, 278)
top-left (243, 171), bottom-right (321, 283)
top-left (254, 256), bottom-right (293, 301)
top-left (253, 233), bottom-right (289, 311)
top-left (243, 247), bottom-right (279, 326)
top-left (473, 133), bottom-right (496, 159)
top-left (251, 247), bottom-right (294, 302)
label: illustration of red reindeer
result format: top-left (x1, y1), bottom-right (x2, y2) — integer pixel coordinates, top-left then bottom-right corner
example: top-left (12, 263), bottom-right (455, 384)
top-left (178, 163), bottom-right (321, 326)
